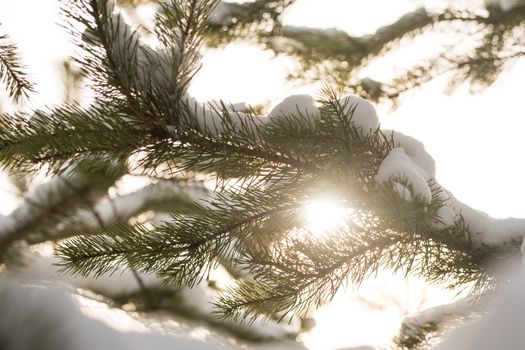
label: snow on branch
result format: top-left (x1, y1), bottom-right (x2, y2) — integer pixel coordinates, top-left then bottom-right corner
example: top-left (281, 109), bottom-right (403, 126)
top-left (209, 0), bottom-right (295, 28)
top-left (395, 298), bottom-right (476, 349)
top-left (0, 277), bottom-right (228, 350)
top-left (6, 244), bottom-right (299, 343)
top-left (17, 0), bottom-right (524, 334)
top-left (432, 270), bottom-right (525, 350)
top-left (271, 7), bottom-right (434, 62)
top-left (377, 132), bottom-right (525, 247)
top-left (0, 172), bottom-right (92, 257)
top-left (40, 179), bottom-right (215, 240)
top-left (207, 1), bottom-right (525, 102)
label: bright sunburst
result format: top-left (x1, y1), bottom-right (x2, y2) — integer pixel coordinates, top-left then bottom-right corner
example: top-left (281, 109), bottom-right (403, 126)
top-left (304, 199), bottom-right (353, 237)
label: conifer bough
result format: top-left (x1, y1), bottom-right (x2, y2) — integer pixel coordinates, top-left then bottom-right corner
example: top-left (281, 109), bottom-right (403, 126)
top-left (1, 0), bottom-right (525, 347)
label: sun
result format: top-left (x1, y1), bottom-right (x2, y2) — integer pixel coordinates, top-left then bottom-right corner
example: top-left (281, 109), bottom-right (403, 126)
top-left (304, 199), bottom-right (353, 237)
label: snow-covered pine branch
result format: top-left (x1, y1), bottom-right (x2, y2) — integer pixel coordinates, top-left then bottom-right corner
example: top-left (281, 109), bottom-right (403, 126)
top-left (395, 298), bottom-right (476, 349)
top-left (0, 277), bottom-right (229, 350)
top-left (4, 246), bottom-right (299, 343)
top-left (0, 171), bottom-right (102, 257)
top-left (25, 179), bottom-right (215, 244)
top-left (25, 0), bottom-right (520, 326)
top-left (207, 1), bottom-right (525, 103)
top-left (1, 0), bottom-right (525, 349)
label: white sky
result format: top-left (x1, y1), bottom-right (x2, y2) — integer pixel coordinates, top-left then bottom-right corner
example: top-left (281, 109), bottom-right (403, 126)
top-left (0, 0), bottom-right (524, 349)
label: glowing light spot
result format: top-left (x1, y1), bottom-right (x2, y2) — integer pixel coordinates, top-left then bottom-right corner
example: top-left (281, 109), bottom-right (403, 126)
top-left (304, 199), bottom-right (353, 237)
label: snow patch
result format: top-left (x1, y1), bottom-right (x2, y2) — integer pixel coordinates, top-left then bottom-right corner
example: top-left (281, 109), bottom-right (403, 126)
top-left (376, 148), bottom-right (432, 203)
top-left (430, 189), bottom-right (525, 245)
top-left (0, 278), bottom-right (226, 350)
top-left (432, 271), bottom-right (525, 350)
top-left (401, 298), bottom-right (472, 339)
top-left (338, 95), bottom-right (379, 134)
top-left (188, 97), bottom-right (264, 137)
top-left (266, 94), bottom-right (319, 128)
top-left (389, 131), bottom-right (436, 179)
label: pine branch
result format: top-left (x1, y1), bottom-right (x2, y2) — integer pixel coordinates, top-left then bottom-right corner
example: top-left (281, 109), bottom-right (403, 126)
top-left (216, 218), bottom-right (497, 322)
top-left (210, 7), bottom-right (483, 65)
top-left (394, 298), bottom-right (477, 349)
top-left (0, 153), bottom-right (127, 258)
top-left (0, 26), bottom-right (34, 103)
top-left (383, 44), bottom-right (525, 102)
top-left (207, 3), bottom-right (525, 102)
top-left (70, 0), bottom-right (157, 128)
top-left (0, 171), bottom-right (109, 258)
top-left (0, 102), bottom-right (147, 171)
top-left (28, 179), bottom-right (214, 244)
top-left (282, 7), bottom-right (525, 101)
top-left (45, 0), bottom-right (525, 329)
top-left (208, 0), bottom-right (295, 29)
top-left (56, 184), bottom-right (304, 281)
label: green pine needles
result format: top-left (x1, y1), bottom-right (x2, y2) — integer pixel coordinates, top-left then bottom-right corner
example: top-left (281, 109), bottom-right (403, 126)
top-left (0, 25), bottom-right (33, 102)
top-left (0, 0), bottom-right (520, 332)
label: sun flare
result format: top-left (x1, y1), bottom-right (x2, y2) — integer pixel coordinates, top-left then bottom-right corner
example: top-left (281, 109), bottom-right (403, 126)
top-left (304, 199), bottom-right (353, 237)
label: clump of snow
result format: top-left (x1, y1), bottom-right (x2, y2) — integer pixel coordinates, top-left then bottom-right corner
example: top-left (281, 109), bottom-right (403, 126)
top-left (430, 189), bottom-right (525, 246)
top-left (189, 94), bottom-right (321, 138)
top-left (372, 115), bottom-right (524, 245)
top-left (266, 94), bottom-right (319, 128)
top-left (456, 202), bottom-right (525, 245)
top-left (376, 148), bottom-right (432, 203)
top-left (389, 131), bottom-right (436, 179)
top-left (338, 95), bottom-right (379, 134)
top-left (188, 97), bottom-right (264, 138)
